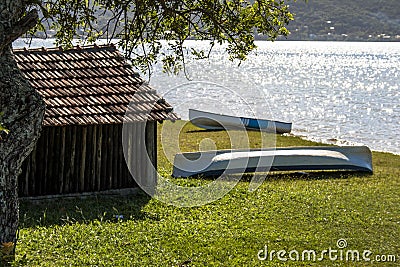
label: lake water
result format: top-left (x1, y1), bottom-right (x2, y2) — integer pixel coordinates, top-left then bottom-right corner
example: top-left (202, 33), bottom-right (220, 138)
top-left (13, 39), bottom-right (400, 155)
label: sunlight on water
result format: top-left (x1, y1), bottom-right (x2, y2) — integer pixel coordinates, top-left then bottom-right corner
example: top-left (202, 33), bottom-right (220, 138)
top-left (149, 41), bottom-right (400, 154)
top-left (13, 39), bottom-right (400, 154)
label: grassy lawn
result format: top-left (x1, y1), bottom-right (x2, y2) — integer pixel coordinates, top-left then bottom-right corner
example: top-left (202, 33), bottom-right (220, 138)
top-left (14, 121), bottom-right (400, 266)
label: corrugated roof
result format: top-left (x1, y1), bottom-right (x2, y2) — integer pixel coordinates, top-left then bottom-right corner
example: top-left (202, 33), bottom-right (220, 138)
top-left (13, 44), bottom-right (179, 126)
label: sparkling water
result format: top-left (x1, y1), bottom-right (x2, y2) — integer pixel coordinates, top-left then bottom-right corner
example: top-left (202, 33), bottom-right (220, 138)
top-left (150, 41), bottom-right (400, 155)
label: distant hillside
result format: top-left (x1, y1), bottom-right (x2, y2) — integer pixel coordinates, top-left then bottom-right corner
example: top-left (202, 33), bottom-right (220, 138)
top-left (37, 0), bottom-right (399, 42)
top-left (280, 0), bottom-right (400, 41)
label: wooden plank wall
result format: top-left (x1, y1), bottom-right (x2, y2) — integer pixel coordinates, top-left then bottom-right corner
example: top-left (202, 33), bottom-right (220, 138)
top-left (18, 122), bottom-right (157, 197)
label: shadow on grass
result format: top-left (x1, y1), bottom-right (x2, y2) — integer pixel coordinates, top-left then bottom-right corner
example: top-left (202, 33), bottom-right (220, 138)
top-left (244, 170), bottom-right (373, 181)
top-left (19, 189), bottom-right (154, 228)
top-left (182, 170), bottom-right (373, 183)
top-left (19, 171), bottom-right (373, 228)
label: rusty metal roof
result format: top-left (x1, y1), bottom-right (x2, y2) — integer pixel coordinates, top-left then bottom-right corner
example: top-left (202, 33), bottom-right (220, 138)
top-left (13, 44), bottom-right (179, 126)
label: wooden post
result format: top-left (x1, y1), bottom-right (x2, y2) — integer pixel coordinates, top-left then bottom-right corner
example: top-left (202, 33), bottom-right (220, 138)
top-left (67, 126), bottom-right (76, 193)
top-left (96, 125), bottom-right (102, 191)
top-left (85, 125), bottom-right (93, 191)
top-left (46, 127), bottom-right (56, 194)
top-left (91, 125), bottom-right (97, 191)
top-left (113, 124), bottom-right (119, 188)
top-left (52, 127), bottom-right (61, 194)
top-left (63, 126), bottom-right (71, 193)
top-left (107, 125), bottom-right (113, 189)
top-left (121, 124), bottom-right (130, 187)
top-left (119, 124), bottom-right (126, 187)
top-left (79, 126), bottom-right (87, 192)
top-left (145, 121), bottom-right (157, 188)
top-left (41, 128), bottom-right (48, 194)
top-left (59, 127), bottom-right (66, 194)
top-left (126, 123), bottom-right (133, 186)
top-left (101, 125), bottom-right (108, 190)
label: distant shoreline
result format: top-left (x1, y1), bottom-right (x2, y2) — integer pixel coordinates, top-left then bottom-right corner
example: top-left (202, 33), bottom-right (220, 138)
top-left (14, 37), bottom-right (400, 45)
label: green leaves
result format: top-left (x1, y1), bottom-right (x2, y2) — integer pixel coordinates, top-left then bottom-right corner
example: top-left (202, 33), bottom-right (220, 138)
top-left (27, 0), bottom-right (297, 75)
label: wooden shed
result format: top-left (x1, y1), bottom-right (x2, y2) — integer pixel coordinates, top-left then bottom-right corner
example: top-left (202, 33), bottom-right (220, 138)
top-left (14, 44), bottom-right (179, 197)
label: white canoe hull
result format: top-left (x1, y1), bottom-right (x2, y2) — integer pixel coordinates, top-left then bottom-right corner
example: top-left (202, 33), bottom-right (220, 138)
top-left (189, 109), bottom-right (292, 134)
top-left (172, 146), bottom-right (373, 177)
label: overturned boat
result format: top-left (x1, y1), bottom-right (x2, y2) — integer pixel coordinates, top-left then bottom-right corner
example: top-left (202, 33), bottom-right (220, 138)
top-left (189, 109), bottom-right (292, 134)
top-left (172, 146), bottom-right (373, 177)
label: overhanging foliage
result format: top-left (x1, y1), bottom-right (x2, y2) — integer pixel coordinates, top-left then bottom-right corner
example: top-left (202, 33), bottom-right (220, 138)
top-left (25, 0), bottom-right (297, 75)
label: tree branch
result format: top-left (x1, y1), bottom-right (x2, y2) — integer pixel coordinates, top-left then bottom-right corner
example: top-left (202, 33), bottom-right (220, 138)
top-left (0, 9), bottom-right (38, 52)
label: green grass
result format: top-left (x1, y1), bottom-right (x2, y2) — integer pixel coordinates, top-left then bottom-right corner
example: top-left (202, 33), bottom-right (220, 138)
top-left (14, 121), bottom-right (400, 266)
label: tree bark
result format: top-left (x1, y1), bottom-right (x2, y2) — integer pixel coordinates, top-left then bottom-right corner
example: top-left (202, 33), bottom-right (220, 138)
top-left (0, 48), bottom-right (45, 263)
top-left (0, 1), bottom-right (44, 264)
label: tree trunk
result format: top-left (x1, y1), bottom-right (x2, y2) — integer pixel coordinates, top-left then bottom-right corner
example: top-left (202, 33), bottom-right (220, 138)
top-left (0, 47), bottom-right (44, 263)
top-left (0, 1), bottom-right (44, 264)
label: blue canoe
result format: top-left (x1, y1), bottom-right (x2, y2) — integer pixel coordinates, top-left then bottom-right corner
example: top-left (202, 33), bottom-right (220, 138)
top-left (189, 109), bottom-right (292, 134)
